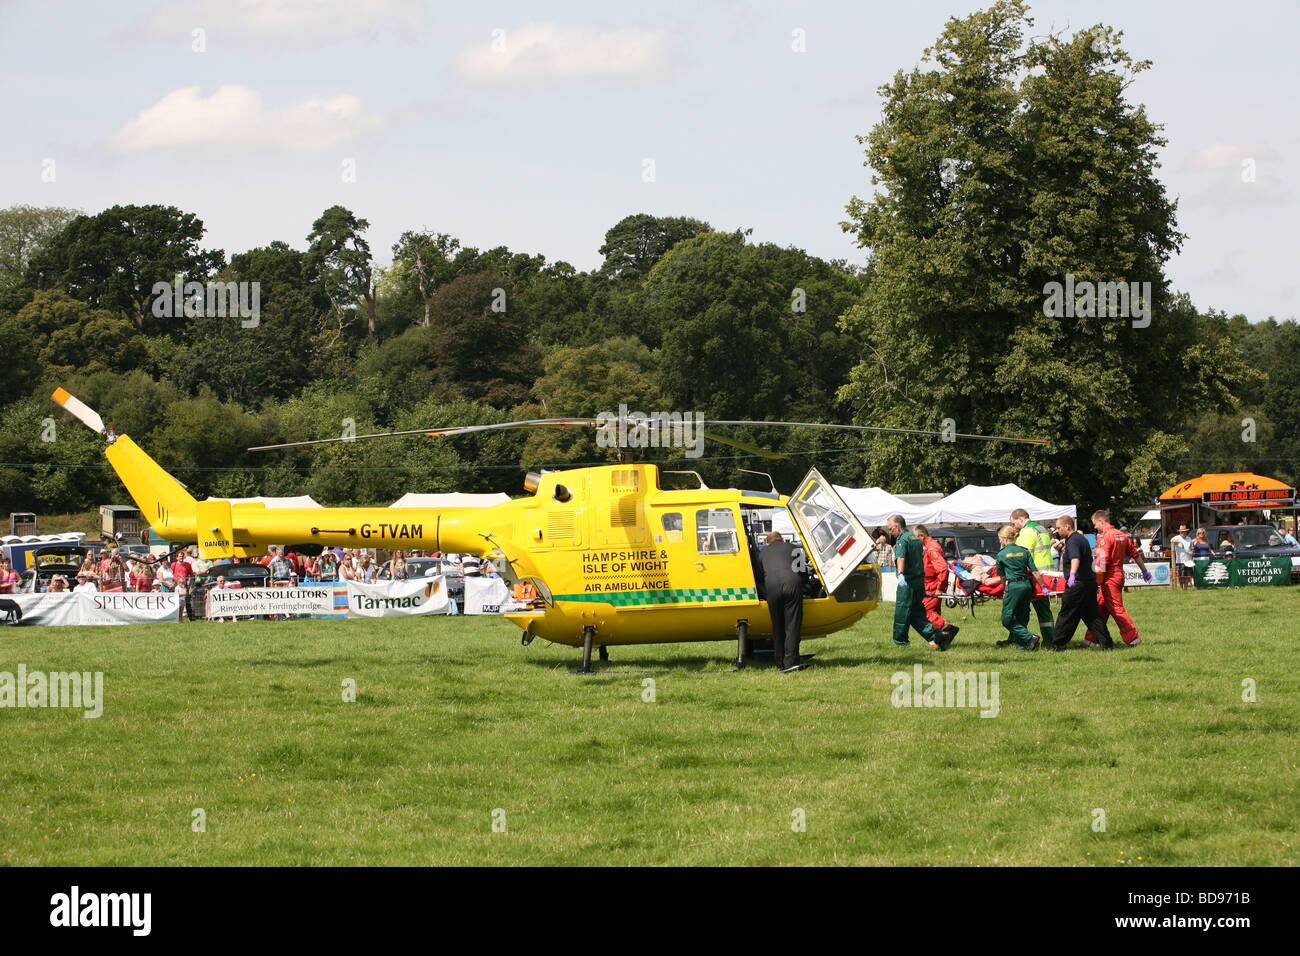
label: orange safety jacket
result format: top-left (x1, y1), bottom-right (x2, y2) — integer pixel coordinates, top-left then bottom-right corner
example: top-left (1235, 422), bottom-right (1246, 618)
top-left (1094, 527), bottom-right (1137, 578)
top-left (922, 538), bottom-right (949, 593)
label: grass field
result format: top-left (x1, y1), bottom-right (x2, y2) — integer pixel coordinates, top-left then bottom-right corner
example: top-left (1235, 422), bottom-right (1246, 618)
top-left (23, 510), bottom-right (98, 537)
top-left (1, 585), bottom-right (1296, 866)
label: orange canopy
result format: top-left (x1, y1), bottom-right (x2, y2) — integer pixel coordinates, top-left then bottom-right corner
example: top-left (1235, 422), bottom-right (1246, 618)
top-left (1160, 472), bottom-right (1295, 503)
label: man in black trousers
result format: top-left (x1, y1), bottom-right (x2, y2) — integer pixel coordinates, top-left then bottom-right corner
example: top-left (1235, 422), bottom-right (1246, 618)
top-left (1050, 515), bottom-right (1115, 650)
top-left (760, 531), bottom-right (806, 673)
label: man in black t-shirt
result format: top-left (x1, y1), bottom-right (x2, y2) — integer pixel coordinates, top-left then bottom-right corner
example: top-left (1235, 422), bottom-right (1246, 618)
top-left (1050, 515), bottom-right (1115, 650)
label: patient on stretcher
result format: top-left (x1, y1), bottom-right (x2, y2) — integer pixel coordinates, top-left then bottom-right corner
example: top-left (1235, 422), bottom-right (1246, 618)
top-left (955, 554), bottom-right (1063, 597)
top-left (952, 557), bottom-right (1003, 597)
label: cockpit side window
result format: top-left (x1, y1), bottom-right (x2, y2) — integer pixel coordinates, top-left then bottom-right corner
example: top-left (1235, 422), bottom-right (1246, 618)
top-left (696, 508), bottom-right (739, 555)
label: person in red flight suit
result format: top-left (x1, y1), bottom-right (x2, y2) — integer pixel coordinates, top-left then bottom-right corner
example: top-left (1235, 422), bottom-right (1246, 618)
top-left (915, 525), bottom-right (958, 648)
top-left (1090, 509), bottom-right (1150, 647)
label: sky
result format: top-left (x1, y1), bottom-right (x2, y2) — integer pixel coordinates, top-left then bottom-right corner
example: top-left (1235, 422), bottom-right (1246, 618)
top-left (1, 0), bottom-right (1295, 322)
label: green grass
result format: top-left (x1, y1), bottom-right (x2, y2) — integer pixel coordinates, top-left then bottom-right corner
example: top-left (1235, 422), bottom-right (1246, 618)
top-left (1, 586), bottom-right (1297, 865)
top-left (21, 510), bottom-right (99, 537)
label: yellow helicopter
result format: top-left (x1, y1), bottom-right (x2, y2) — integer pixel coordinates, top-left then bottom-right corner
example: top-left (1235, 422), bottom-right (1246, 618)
top-left (53, 388), bottom-right (1045, 672)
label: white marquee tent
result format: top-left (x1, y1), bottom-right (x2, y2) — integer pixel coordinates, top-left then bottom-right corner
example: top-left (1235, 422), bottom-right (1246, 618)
top-left (832, 486), bottom-right (931, 528)
top-left (917, 484), bottom-right (1075, 525)
top-left (832, 482), bottom-right (1075, 528)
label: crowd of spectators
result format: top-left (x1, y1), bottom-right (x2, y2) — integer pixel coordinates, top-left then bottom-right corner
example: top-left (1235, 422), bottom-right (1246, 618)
top-left (29, 546), bottom-right (202, 595)
top-left (0, 545), bottom-right (500, 596)
top-left (212, 547), bottom-right (498, 584)
top-left (0, 543), bottom-right (504, 626)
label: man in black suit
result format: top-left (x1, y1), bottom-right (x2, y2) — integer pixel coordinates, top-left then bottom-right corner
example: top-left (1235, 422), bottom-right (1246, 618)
top-left (759, 531), bottom-right (806, 673)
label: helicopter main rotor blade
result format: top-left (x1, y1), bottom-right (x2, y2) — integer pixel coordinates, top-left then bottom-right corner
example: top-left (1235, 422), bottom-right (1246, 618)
top-left (699, 431), bottom-right (786, 461)
top-left (700, 420), bottom-right (1050, 445)
top-left (248, 416), bottom-right (1048, 454)
top-left (248, 418), bottom-right (598, 452)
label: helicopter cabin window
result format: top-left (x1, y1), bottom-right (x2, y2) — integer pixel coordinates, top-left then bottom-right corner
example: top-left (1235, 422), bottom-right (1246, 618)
top-left (660, 512), bottom-right (683, 543)
top-left (696, 508), bottom-right (739, 555)
top-left (790, 488), bottom-right (854, 567)
top-left (610, 469), bottom-right (639, 494)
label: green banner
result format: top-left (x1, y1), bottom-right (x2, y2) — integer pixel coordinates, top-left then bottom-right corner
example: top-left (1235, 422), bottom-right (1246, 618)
top-left (1193, 557), bottom-right (1293, 588)
top-left (1231, 557), bottom-right (1292, 587)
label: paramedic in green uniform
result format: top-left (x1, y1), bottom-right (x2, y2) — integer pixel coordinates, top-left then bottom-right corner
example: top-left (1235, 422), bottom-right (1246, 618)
top-left (995, 524), bottom-right (1044, 650)
top-left (888, 515), bottom-right (955, 650)
top-left (1011, 508), bottom-right (1055, 646)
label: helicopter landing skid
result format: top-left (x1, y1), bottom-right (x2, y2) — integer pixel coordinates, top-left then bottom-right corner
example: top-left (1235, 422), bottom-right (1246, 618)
top-left (747, 642), bottom-right (817, 667)
top-left (580, 626), bottom-right (596, 674)
top-left (735, 620), bottom-right (749, 670)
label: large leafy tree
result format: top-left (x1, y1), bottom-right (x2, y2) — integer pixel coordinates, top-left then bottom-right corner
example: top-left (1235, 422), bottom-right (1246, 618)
top-left (519, 336), bottom-right (666, 467)
top-left (1, 291), bottom-right (154, 399)
top-left (391, 229), bottom-right (461, 328)
top-left (643, 231), bottom-right (865, 488)
top-left (1263, 322), bottom-right (1300, 487)
top-left (0, 204), bottom-right (79, 291)
top-left (25, 204), bottom-right (223, 332)
top-left (651, 232), bottom-right (861, 419)
top-left (426, 271), bottom-right (541, 409)
top-left (522, 261), bottom-right (597, 349)
top-left (352, 323), bottom-right (454, 415)
top-left (165, 242), bottom-right (322, 406)
top-left (838, 1), bottom-right (1247, 510)
top-left (598, 213), bottom-right (712, 282)
top-left (306, 205), bottom-right (376, 344)
top-left (228, 240), bottom-right (322, 303)
top-left (167, 283), bottom-right (316, 409)
top-left (0, 396), bottom-right (106, 512)
top-left (144, 388), bottom-right (272, 500)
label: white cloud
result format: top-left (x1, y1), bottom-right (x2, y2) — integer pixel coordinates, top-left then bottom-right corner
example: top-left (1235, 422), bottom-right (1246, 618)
top-left (1181, 172), bottom-right (1288, 210)
top-left (1184, 142), bottom-right (1280, 171)
top-left (456, 23), bottom-right (671, 83)
top-left (138, 0), bottom-right (422, 42)
top-left (109, 85), bottom-right (381, 153)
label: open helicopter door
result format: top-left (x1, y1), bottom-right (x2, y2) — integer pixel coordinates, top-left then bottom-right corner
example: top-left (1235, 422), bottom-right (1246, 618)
top-left (786, 468), bottom-right (874, 595)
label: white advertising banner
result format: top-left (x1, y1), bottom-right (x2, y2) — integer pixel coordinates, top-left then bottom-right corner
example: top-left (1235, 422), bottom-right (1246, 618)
top-left (8, 591), bottom-right (181, 626)
top-left (1122, 562), bottom-right (1171, 588)
top-left (206, 585), bottom-right (336, 619)
top-left (463, 576), bottom-right (519, 615)
top-left (345, 577), bottom-right (450, 618)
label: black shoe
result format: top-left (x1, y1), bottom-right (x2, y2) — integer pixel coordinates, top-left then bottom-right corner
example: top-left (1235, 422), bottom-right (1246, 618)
top-left (1022, 636), bottom-right (1041, 651)
top-left (936, 624), bottom-right (958, 651)
top-left (1050, 644), bottom-right (1067, 652)
top-left (996, 638), bottom-right (1014, 647)
top-left (780, 663), bottom-right (806, 674)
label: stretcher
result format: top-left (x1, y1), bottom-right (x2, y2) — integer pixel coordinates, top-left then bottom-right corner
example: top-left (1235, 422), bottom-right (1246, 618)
top-left (928, 565), bottom-right (1066, 618)
top-left (927, 562), bottom-right (1000, 618)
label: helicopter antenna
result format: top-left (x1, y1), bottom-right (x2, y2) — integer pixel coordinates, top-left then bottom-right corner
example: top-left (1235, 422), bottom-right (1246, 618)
top-left (738, 468), bottom-right (778, 494)
top-left (664, 470), bottom-right (709, 489)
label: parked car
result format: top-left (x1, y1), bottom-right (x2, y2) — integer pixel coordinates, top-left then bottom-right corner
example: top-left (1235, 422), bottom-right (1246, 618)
top-left (19, 545), bottom-right (98, 591)
top-left (924, 526), bottom-right (1003, 562)
top-left (1204, 525), bottom-right (1300, 560)
top-left (379, 556), bottom-right (465, 605)
top-left (186, 561), bottom-right (271, 619)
